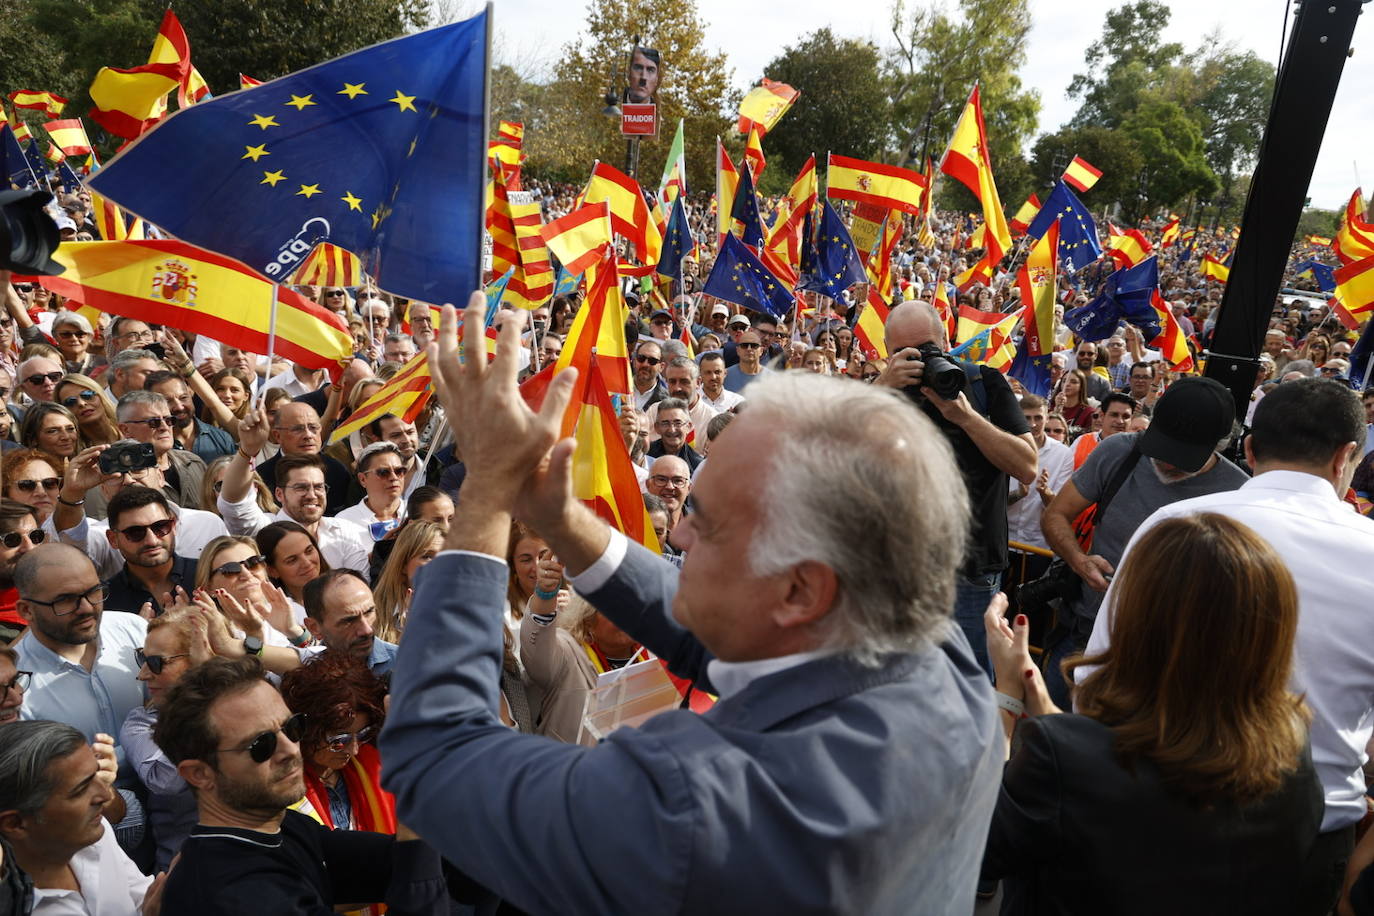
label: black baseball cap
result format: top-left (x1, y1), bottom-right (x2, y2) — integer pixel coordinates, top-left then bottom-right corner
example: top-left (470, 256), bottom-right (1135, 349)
top-left (650, 308), bottom-right (672, 323)
top-left (1138, 376), bottom-right (1235, 472)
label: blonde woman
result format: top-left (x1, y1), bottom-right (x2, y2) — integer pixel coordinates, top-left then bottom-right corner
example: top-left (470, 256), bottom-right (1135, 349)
top-left (371, 520), bottom-right (445, 643)
top-left (56, 374), bottom-right (120, 446)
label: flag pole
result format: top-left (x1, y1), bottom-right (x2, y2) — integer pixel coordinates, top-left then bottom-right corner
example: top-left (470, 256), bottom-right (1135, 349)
top-left (260, 283), bottom-right (280, 407)
top-left (408, 413), bottom-right (447, 505)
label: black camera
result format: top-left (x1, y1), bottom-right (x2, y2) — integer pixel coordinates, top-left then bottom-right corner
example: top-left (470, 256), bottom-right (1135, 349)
top-left (1017, 559), bottom-right (1082, 614)
top-left (909, 342), bottom-right (967, 400)
top-left (1, 189), bottom-right (65, 275)
top-left (100, 442), bottom-right (157, 475)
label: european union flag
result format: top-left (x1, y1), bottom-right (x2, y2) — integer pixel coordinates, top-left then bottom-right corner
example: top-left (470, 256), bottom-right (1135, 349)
top-left (703, 233), bottom-right (794, 319)
top-left (2, 126), bottom-right (37, 189)
top-left (1026, 180), bottom-right (1102, 273)
top-left (22, 136), bottom-right (50, 190)
top-left (1065, 256), bottom-right (1161, 342)
top-left (657, 194), bottom-right (693, 281)
top-left (1009, 344), bottom-right (1052, 397)
top-left (729, 157), bottom-right (766, 248)
top-left (798, 201), bottom-right (866, 299)
top-left (57, 160), bottom-right (82, 195)
top-left (89, 12), bottom-right (490, 304)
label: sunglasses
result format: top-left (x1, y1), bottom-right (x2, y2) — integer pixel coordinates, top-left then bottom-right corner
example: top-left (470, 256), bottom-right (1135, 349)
top-left (326, 290), bottom-right (346, 297)
top-left (738, 342), bottom-right (762, 350)
top-left (324, 725), bottom-right (375, 752)
top-left (366, 465), bottom-right (405, 479)
top-left (24, 371), bottom-right (63, 387)
top-left (62, 390), bottom-right (99, 409)
top-left (219, 712), bottom-right (307, 764)
top-left (56, 329), bottom-right (89, 339)
top-left (13, 478), bottom-right (60, 493)
top-left (0, 529), bottom-right (47, 549)
top-left (634, 354), bottom-right (661, 366)
top-left (135, 648), bottom-right (190, 675)
top-left (212, 554), bottom-right (266, 577)
top-left (116, 519), bottom-right (175, 541)
top-left (127, 415), bottom-right (175, 430)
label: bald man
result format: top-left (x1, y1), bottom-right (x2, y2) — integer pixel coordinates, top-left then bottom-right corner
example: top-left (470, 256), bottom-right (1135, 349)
top-left (877, 301), bottom-right (1036, 679)
top-left (645, 454), bottom-right (692, 530)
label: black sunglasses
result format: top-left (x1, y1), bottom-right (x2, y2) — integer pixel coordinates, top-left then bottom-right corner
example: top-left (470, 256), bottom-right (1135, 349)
top-left (127, 416), bottom-right (175, 430)
top-left (115, 518), bottom-right (175, 541)
top-left (62, 390), bottom-right (99, 409)
top-left (135, 648), bottom-right (190, 675)
top-left (212, 554), bottom-right (266, 577)
top-left (220, 712), bottom-right (307, 764)
top-left (738, 342), bottom-right (762, 350)
top-left (634, 354), bottom-right (661, 365)
top-left (24, 371), bottom-right (63, 386)
top-left (14, 478), bottom-right (60, 493)
top-left (0, 529), bottom-right (46, 549)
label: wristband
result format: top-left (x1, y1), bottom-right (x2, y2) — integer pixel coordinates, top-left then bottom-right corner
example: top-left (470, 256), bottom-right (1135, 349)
top-left (288, 628), bottom-right (313, 648)
top-left (237, 448), bottom-right (254, 462)
top-left (532, 585), bottom-right (560, 601)
top-left (178, 364), bottom-right (196, 379)
top-left (995, 692), bottom-right (1025, 717)
top-left (58, 494), bottom-right (85, 507)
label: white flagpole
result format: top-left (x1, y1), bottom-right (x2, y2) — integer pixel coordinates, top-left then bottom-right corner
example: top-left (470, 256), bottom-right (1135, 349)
top-left (260, 283), bottom-right (280, 406)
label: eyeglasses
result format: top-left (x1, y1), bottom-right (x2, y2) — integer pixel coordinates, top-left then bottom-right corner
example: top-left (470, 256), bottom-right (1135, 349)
top-left (117, 330), bottom-right (155, 342)
top-left (275, 423), bottom-right (322, 436)
top-left (0, 529), bottom-right (47, 549)
top-left (135, 648), bottom-right (190, 675)
top-left (1, 672), bottom-right (30, 693)
top-left (366, 465), bottom-right (405, 479)
top-left (649, 474), bottom-right (689, 488)
top-left (62, 390), bottom-right (100, 409)
top-left (737, 342), bottom-right (762, 350)
top-left (219, 712), bottom-right (307, 764)
top-left (212, 554), bottom-right (266, 577)
top-left (13, 478), bottom-right (60, 493)
top-left (56, 329), bottom-right (89, 339)
top-left (655, 420), bottom-right (687, 430)
top-left (286, 482), bottom-right (328, 495)
top-left (23, 371), bottom-right (63, 387)
top-left (126, 415), bottom-right (175, 429)
top-left (634, 354), bottom-right (661, 366)
top-left (115, 518), bottom-right (175, 541)
top-left (324, 725), bottom-right (375, 752)
top-left (23, 583), bottom-right (108, 616)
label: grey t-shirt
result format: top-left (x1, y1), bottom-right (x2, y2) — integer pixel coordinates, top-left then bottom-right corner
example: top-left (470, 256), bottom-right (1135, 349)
top-left (1068, 432), bottom-right (1249, 625)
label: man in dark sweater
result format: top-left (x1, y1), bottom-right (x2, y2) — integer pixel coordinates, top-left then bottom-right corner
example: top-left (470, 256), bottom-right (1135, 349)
top-left (153, 657), bottom-right (449, 915)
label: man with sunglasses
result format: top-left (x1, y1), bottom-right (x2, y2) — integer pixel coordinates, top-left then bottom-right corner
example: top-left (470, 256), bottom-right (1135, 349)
top-left (99, 487), bottom-right (200, 619)
top-left (101, 391), bottom-right (207, 517)
top-left (0, 501), bottom-right (46, 643)
top-left (155, 657), bottom-right (449, 914)
top-left (723, 329), bottom-right (773, 394)
top-left (631, 340), bottom-right (667, 411)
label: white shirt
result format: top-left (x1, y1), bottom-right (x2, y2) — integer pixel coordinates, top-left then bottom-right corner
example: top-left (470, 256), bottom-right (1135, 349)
top-left (259, 367), bottom-right (323, 400)
top-left (60, 504), bottom-right (229, 580)
top-left (700, 386), bottom-right (744, 412)
top-left (335, 498), bottom-right (400, 529)
top-left (644, 396), bottom-right (720, 445)
top-left (32, 822), bottom-right (151, 916)
top-left (1007, 437), bottom-right (1074, 551)
top-left (217, 491), bottom-right (371, 576)
top-left (1082, 470), bottom-right (1374, 831)
top-left (568, 529), bottom-right (831, 699)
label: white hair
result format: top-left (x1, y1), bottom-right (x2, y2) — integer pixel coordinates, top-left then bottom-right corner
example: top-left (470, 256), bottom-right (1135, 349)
top-left (739, 372), bottom-right (970, 664)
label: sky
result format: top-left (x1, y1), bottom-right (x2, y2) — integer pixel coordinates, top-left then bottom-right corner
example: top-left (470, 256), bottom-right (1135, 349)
top-left (485, 0), bottom-right (1372, 209)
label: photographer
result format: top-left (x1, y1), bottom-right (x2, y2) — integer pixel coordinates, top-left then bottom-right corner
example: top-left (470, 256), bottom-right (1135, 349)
top-left (878, 302), bottom-right (1037, 678)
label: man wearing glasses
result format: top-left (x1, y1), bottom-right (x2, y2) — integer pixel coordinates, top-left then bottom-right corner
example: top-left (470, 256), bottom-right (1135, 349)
top-left (645, 399), bottom-right (703, 474)
top-left (631, 340), bottom-right (666, 411)
top-left (86, 391), bottom-right (207, 519)
top-left (99, 487), bottom-right (201, 619)
top-left (724, 329), bottom-right (772, 394)
top-left (255, 402), bottom-right (354, 517)
top-left (155, 657), bottom-right (447, 913)
top-left (0, 501), bottom-right (46, 643)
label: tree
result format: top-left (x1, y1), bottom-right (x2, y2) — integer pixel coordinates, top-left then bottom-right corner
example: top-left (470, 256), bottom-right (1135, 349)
top-left (1120, 100), bottom-right (1217, 220)
top-left (887, 0), bottom-right (1040, 171)
top-left (1029, 126), bottom-right (1144, 208)
top-left (1068, 1), bottom-right (1182, 127)
top-left (1295, 208), bottom-right (1339, 242)
top-left (755, 29), bottom-right (890, 182)
top-left (544, 0), bottom-right (734, 193)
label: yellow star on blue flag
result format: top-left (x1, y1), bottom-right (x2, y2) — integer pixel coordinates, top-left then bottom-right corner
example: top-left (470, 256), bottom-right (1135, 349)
top-left (88, 10), bottom-right (491, 302)
top-left (656, 194), bottom-right (694, 282)
top-left (702, 234), bottom-right (794, 318)
top-left (1025, 180), bottom-right (1102, 273)
top-left (799, 201), bottom-right (866, 298)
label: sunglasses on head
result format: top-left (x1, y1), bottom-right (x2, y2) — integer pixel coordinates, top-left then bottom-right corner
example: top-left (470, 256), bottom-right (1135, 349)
top-left (220, 712), bottom-right (307, 764)
top-left (135, 648), bottom-right (189, 675)
top-left (24, 371), bottom-right (63, 387)
top-left (14, 478), bottom-right (59, 493)
top-left (213, 554), bottom-right (266, 577)
top-left (117, 518), bottom-right (175, 541)
top-left (0, 529), bottom-right (46, 549)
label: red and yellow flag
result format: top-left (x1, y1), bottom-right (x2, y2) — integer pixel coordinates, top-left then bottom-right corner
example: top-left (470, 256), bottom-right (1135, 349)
top-left (1107, 222), bottom-right (1153, 269)
top-left (238, 73), bottom-right (263, 90)
top-left (583, 162), bottom-right (662, 272)
top-left (554, 247), bottom-right (630, 395)
top-left (737, 78), bottom-right (799, 136)
top-left (765, 154), bottom-right (817, 267)
top-left (329, 351), bottom-right (432, 444)
top-left (744, 124), bottom-right (766, 178)
top-left (1149, 291), bottom-right (1194, 371)
top-left (90, 186), bottom-right (145, 243)
top-left (506, 199), bottom-right (555, 309)
top-left (866, 211), bottom-right (905, 299)
top-left (1334, 254), bottom-right (1374, 317)
top-left (854, 287), bottom-right (890, 360)
top-left (716, 138), bottom-right (739, 248)
top-left (89, 9), bottom-right (208, 139)
top-left (1018, 221), bottom-right (1058, 357)
top-left (1160, 218), bottom-right (1180, 248)
top-left (42, 119), bottom-right (93, 156)
top-left (1009, 194), bottom-right (1041, 237)
top-left (932, 282), bottom-right (956, 341)
top-left (290, 243), bottom-right (362, 288)
top-left (498, 121), bottom-right (524, 144)
top-left (44, 143), bottom-right (65, 165)
top-left (11, 123), bottom-right (32, 144)
top-left (1062, 155), bottom-right (1102, 193)
top-left (487, 162), bottom-right (522, 277)
top-left (38, 240), bottom-right (353, 370)
top-left (827, 154), bottom-right (927, 215)
top-left (941, 85), bottom-right (1012, 282)
top-left (1333, 190), bottom-right (1374, 265)
top-left (7, 90), bottom-right (67, 118)
top-left (540, 203), bottom-right (613, 276)
top-left (1201, 254), bottom-right (1230, 283)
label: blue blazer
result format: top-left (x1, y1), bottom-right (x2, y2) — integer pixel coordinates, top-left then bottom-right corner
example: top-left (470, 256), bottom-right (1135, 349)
top-left (381, 542), bottom-right (1002, 915)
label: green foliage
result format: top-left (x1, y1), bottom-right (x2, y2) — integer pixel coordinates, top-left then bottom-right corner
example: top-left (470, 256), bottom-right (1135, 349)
top-left (1067, 0), bottom-right (1181, 127)
top-left (756, 29), bottom-right (889, 182)
top-left (1295, 208), bottom-right (1339, 242)
top-left (1030, 126), bottom-right (1143, 205)
top-left (1120, 100), bottom-right (1217, 219)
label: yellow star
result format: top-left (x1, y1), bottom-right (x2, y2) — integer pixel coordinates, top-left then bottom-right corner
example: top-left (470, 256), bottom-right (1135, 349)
top-left (296, 183), bottom-right (322, 199)
top-left (338, 82), bottom-right (368, 99)
top-left (241, 144), bottom-right (269, 162)
top-left (260, 170), bottom-right (286, 187)
top-left (248, 114), bottom-right (279, 130)
top-left (341, 191), bottom-right (363, 212)
top-left (285, 94), bottom-right (316, 110)
top-left (389, 91), bottom-right (417, 112)
top-left (371, 206), bottom-right (384, 229)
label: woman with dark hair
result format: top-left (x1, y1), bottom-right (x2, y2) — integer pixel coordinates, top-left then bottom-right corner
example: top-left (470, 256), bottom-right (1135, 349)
top-left (256, 519), bottom-right (330, 606)
top-left (280, 653), bottom-right (393, 840)
top-left (981, 513), bottom-right (1332, 913)
top-left (18, 402), bottom-right (79, 467)
top-left (1053, 369), bottom-right (1096, 433)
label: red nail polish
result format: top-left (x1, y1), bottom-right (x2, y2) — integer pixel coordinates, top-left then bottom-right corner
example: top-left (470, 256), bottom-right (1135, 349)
top-left (1016, 614), bottom-right (1027, 626)
top-left (1024, 668), bottom-right (1036, 679)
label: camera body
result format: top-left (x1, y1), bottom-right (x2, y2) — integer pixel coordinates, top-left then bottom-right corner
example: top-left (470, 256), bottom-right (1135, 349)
top-left (1017, 560), bottom-right (1082, 614)
top-left (100, 442), bottom-right (157, 475)
top-left (907, 342), bottom-right (967, 400)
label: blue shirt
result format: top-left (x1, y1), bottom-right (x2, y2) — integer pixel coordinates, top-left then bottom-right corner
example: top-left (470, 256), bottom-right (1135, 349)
top-left (188, 420), bottom-right (237, 464)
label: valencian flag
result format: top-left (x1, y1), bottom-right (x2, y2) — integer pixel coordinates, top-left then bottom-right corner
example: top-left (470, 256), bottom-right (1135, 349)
top-left (703, 233), bottom-right (794, 319)
top-left (1065, 256), bottom-right (1162, 342)
top-left (941, 85), bottom-right (1012, 287)
top-left (952, 306), bottom-right (1023, 371)
top-left (798, 201), bottom-right (867, 300)
top-left (1026, 180), bottom-right (1102, 273)
top-left (7, 90), bottom-right (68, 118)
top-left (555, 246), bottom-right (631, 395)
top-left (291, 243), bottom-right (362, 287)
top-left (827, 154), bottom-right (926, 215)
top-left (737, 78), bottom-right (799, 136)
top-left (1061, 155), bottom-right (1102, 193)
top-left (38, 240), bottom-right (354, 369)
top-left (90, 12), bottom-right (490, 305)
top-left (1019, 221), bottom-right (1058, 356)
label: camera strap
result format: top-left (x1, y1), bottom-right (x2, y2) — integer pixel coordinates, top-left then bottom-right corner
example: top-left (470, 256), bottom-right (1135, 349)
top-left (1073, 443), bottom-right (1142, 550)
top-left (958, 361), bottom-right (989, 417)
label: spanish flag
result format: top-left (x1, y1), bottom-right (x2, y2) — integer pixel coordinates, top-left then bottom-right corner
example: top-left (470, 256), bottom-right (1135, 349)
top-left (1107, 222), bottom-right (1153, 268)
top-left (1061, 155), bottom-right (1102, 193)
top-left (1160, 218), bottom-right (1180, 247)
top-left (1149, 290), bottom-right (1194, 371)
top-left (765, 155), bottom-right (817, 267)
top-left (1009, 194), bottom-right (1041, 236)
top-left (582, 162), bottom-right (662, 272)
top-left (1201, 254), bottom-right (1230, 283)
top-left (290, 243), bottom-right (362, 288)
top-left (42, 119), bottom-right (93, 156)
top-left (737, 78), bottom-right (799, 136)
top-left (1334, 254), bottom-right (1374, 317)
top-left (89, 9), bottom-right (208, 139)
top-left (7, 90), bottom-right (67, 118)
top-left (540, 203), bottom-right (613, 276)
top-left (554, 247), bottom-right (630, 395)
top-left (1018, 221), bottom-right (1058, 357)
top-left (941, 86), bottom-right (1012, 280)
top-left (37, 240), bottom-right (353, 371)
top-left (1333, 190), bottom-right (1374, 265)
top-left (44, 143), bottom-right (65, 164)
top-left (238, 73), bottom-right (263, 90)
top-left (827, 154), bottom-right (927, 216)
top-left (744, 124), bottom-right (766, 178)
top-left (716, 138), bottom-right (739, 248)
top-left (854, 287), bottom-right (890, 360)
top-left (498, 120), bottom-right (524, 144)
top-left (932, 281), bottom-right (956, 341)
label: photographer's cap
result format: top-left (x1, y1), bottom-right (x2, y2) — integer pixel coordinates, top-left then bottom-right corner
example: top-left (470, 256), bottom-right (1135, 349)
top-left (1138, 377), bottom-right (1234, 472)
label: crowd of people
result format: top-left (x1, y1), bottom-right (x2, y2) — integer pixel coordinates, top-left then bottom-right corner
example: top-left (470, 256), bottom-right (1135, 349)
top-left (0, 166), bottom-right (1372, 916)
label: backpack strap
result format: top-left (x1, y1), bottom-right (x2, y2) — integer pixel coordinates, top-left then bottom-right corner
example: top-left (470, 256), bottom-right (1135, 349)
top-left (1091, 442), bottom-right (1143, 530)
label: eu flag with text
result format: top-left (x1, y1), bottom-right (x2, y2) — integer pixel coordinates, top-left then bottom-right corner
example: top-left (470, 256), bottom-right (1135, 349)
top-left (657, 194), bottom-right (693, 281)
top-left (88, 12), bottom-right (489, 303)
top-left (798, 201), bottom-right (867, 299)
top-left (1026, 180), bottom-right (1102, 273)
top-left (703, 233), bottom-right (794, 319)
top-left (1065, 256), bottom-right (1161, 341)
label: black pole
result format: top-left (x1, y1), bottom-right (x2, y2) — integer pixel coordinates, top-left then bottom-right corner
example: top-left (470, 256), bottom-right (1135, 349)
top-left (1203, 0), bottom-right (1363, 419)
